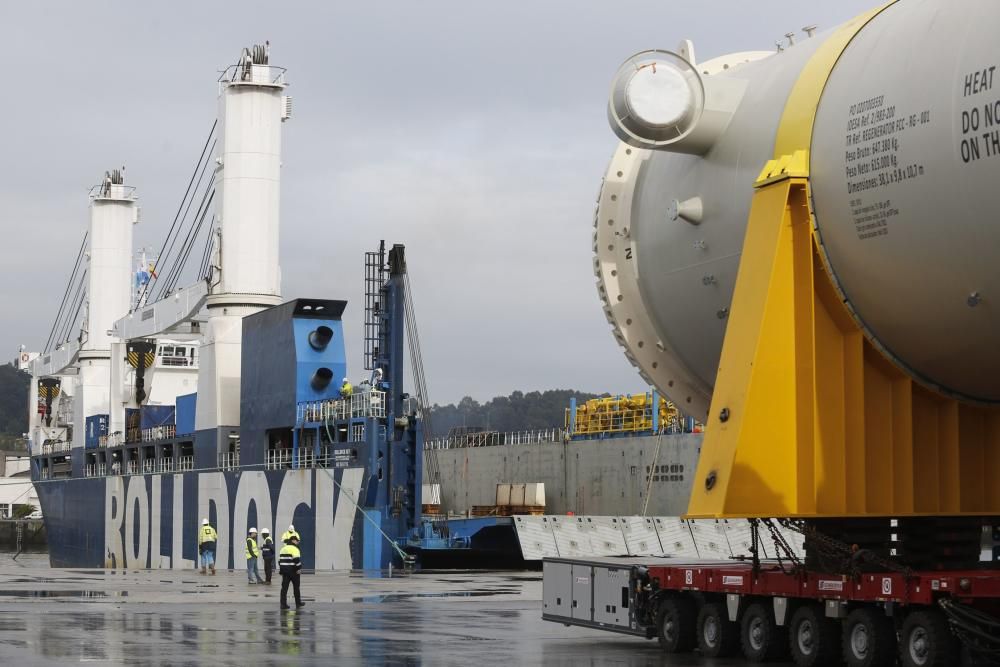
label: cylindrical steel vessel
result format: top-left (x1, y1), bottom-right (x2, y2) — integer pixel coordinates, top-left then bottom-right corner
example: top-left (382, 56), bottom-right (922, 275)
top-left (596, 0), bottom-right (1000, 418)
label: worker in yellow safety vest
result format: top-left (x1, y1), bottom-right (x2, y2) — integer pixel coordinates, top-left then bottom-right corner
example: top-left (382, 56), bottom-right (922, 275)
top-left (281, 524), bottom-right (301, 544)
top-left (340, 378), bottom-right (353, 398)
top-left (279, 534), bottom-right (304, 610)
top-left (198, 518), bottom-right (218, 574)
top-left (245, 528), bottom-right (264, 584)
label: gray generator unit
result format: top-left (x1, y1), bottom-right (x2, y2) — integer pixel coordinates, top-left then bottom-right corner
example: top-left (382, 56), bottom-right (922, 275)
top-left (543, 557), bottom-right (662, 638)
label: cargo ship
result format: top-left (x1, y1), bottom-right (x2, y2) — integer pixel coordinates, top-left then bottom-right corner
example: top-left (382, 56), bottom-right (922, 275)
top-left (423, 391), bottom-right (703, 518)
top-left (25, 45), bottom-right (423, 570)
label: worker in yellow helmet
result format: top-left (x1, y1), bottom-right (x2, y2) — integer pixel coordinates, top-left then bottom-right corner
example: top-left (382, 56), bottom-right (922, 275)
top-left (198, 518), bottom-right (218, 575)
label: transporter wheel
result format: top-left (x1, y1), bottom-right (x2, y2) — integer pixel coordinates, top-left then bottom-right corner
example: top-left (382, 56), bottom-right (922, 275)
top-left (899, 610), bottom-right (957, 667)
top-left (697, 601), bottom-right (739, 657)
top-left (740, 602), bottom-right (789, 662)
top-left (789, 604), bottom-right (841, 667)
top-left (656, 596), bottom-right (696, 653)
top-left (842, 607), bottom-right (896, 667)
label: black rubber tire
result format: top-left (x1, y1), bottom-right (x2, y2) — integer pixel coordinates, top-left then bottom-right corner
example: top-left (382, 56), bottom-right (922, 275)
top-left (697, 601), bottom-right (740, 657)
top-left (740, 601), bottom-right (789, 662)
top-left (656, 596), bottom-right (696, 653)
top-left (899, 610), bottom-right (958, 667)
top-left (789, 604), bottom-right (841, 667)
top-left (842, 607), bottom-right (897, 667)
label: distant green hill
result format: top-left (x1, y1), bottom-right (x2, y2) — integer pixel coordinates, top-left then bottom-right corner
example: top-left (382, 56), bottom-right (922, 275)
top-left (426, 389), bottom-right (607, 438)
top-left (0, 364), bottom-right (29, 449)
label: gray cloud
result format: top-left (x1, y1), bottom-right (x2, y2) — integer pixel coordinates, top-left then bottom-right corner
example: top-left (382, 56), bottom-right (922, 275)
top-left (3, 1), bottom-right (876, 404)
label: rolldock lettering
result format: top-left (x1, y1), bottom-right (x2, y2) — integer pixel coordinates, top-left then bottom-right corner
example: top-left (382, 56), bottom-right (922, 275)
top-left (104, 469), bottom-right (364, 570)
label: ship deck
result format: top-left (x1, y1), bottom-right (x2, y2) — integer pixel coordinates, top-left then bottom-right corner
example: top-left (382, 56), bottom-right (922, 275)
top-left (0, 554), bottom-right (761, 665)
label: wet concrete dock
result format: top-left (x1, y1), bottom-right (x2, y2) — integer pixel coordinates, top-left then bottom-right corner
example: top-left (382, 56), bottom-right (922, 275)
top-left (0, 553), bottom-right (789, 665)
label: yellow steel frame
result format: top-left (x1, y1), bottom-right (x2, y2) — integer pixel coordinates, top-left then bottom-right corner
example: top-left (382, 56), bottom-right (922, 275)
top-left (688, 1), bottom-right (1000, 518)
top-left (688, 152), bottom-right (1000, 518)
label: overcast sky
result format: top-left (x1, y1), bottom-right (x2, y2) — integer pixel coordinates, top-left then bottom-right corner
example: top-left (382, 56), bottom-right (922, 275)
top-left (3, 1), bottom-right (876, 405)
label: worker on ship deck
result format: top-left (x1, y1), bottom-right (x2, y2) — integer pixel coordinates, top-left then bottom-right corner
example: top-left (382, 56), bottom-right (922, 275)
top-left (340, 378), bottom-right (353, 399)
top-left (245, 528), bottom-right (264, 584)
top-left (198, 518), bottom-right (218, 575)
top-left (279, 534), bottom-right (305, 610)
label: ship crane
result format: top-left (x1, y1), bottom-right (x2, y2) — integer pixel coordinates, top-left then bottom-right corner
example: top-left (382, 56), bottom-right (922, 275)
top-left (111, 43), bottom-right (292, 445)
top-left (27, 168), bottom-right (138, 454)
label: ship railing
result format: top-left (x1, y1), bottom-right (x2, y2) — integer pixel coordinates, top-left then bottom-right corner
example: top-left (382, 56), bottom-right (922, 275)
top-left (218, 451), bottom-right (240, 471)
top-left (43, 440), bottom-right (71, 454)
top-left (299, 449), bottom-right (315, 469)
top-left (85, 464), bottom-right (96, 477)
top-left (297, 390), bottom-right (387, 424)
top-left (97, 463), bottom-right (107, 476)
top-left (158, 356), bottom-right (196, 368)
top-left (89, 183), bottom-right (137, 200)
top-left (424, 428), bottom-right (565, 450)
top-left (126, 461), bottom-right (138, 475)
top-left (106, 432), bottom-right (125, 447)
top-left (98, 435), bottom-right (108, 448)
top-left (177, 456), bottom-right (194, 472)
top-left (142, 425), bottom-right (176, 442)
top-left (40, 469), bottom-right (50, 480)
top-left (265, 449), bottom-right (292, 470)
top-left (142, 459), bottom-right (155, 474)
top-left (219, 63), bottom-right (288, 86)
top-left (157, 458), bottom-right (175, 474)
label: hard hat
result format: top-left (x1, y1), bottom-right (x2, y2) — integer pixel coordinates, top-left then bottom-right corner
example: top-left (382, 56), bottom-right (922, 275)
top-left (202, 518), bottom-right (209, 525)
top-left (262, 528), bottom-right (270, 535)
top-left (249, 527), bottom-right (257, 534)
top-left (342, 378), bottom-right (349, 383)
top-left (288, 524), bottom-right (295, 531)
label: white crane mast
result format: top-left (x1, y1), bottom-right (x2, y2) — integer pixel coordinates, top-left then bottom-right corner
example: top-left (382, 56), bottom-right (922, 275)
top-left (74, 171), bottom-right (138, 449)
top-left (196, 43), bottom-right (289, 436)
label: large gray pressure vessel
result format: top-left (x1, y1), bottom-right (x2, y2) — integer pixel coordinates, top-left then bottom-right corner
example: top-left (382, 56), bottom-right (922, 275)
top-left (595, 0), bottom-right (1000, 419)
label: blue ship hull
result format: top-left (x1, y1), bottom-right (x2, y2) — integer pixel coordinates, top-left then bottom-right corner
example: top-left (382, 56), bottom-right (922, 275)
top-left (36, 467), bottom-right (393, 570)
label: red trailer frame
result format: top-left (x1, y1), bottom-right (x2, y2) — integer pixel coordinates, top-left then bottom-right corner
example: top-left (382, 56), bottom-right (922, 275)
top-left (543, 555), bottom-right (1000, 666)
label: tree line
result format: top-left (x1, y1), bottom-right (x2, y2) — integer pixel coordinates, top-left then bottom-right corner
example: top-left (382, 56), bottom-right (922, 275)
top-left (425, 389), bottom-right (606, 438)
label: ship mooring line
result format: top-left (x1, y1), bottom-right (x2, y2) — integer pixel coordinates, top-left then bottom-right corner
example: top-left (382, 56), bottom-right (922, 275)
top-left (641, 431), bottom-right (665, 517)
top-left (317, 467), bottom-right (412, 563)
